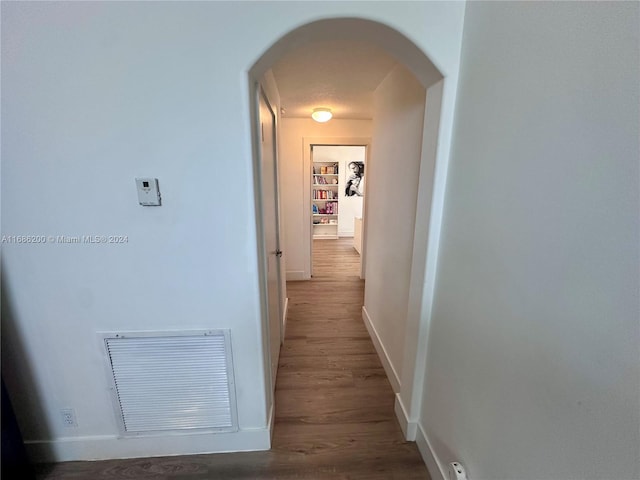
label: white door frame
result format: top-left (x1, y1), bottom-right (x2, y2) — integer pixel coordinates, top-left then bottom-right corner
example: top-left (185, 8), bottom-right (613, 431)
top-left (249, 81), bottom-right (284, 418)
top-left (259, 88), bottom-right (283, 383)
top-left (260, 87), bottom-right (284, 343)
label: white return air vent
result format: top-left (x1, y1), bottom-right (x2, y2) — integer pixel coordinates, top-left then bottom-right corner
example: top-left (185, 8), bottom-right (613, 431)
top-left (103, 330), bottom-right (237, 435)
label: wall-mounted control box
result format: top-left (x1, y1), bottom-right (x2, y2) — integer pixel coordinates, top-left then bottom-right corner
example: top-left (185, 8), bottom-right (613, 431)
top-left (135, 178), bottom-right (161, 206)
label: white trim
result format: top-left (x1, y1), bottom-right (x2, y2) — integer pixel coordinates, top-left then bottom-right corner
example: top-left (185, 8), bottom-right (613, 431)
top-left (285, 271), bottom-right (306, 281)
top-left (399, 79), bottom-right (447, 429)
top-left (416, 423), bottom-right (446, 480)
top-left (394, 394), bottom-right (417, 440)
top-left (249, 80), bottom-right (276, 427)
top-left (361, 306), bottom-right (401, 393)
top-left (281, 297), bottom-right (289, 344)
top-left (313, 234), bottom-right (339, 240)
top-left (25, 428), bottom-right (271, 463)
top-left (267, 401), bottom-right (275, 443)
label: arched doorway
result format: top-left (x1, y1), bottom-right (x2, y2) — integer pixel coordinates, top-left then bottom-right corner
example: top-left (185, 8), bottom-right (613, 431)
top-left (249, 17), bottom-right (448, 441)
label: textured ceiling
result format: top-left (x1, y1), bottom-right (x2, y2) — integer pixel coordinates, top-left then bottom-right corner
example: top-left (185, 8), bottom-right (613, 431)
top-left (271, 40), bottom-right (397, 120)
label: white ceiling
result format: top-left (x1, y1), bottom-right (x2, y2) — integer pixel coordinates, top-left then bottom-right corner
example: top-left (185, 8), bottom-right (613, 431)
top-left (271, 40), bottom-right (397, 120)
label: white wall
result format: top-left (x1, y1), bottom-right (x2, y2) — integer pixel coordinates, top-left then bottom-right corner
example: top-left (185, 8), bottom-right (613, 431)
top-left (420, 2), bottom-right (640, 479)
top-left (363, 65), bottom-right (426, 391)
top-left (313, 145), bottom-right (366, 237)
top-left (280, 118), bottom-right (372, 279)
top-left (1, 1), bottom-right (465, 462)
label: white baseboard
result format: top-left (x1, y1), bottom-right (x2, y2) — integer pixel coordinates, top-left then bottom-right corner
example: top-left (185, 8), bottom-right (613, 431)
top-left (338, 232), bottom-right (354, 237)
top-left (282, 297), bottom-right (289, 344)
top-left (361, 306), bottom-right (401, 393)
top-left (286, 271), bottom-right (306, 281)
top-left (394, 394), bottom-right (417, 440)
top-left (25, 428), bottom-right (271, 463)
top-left (267, 402), bottom-right (275, 443)
top-left (416, 423), bottom-right (446, 480)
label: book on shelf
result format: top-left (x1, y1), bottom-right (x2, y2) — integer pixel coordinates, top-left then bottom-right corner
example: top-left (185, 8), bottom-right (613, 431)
top-left (317, 190), bottom-right (336, 199)
top-left (318, 201), bottom-right (338, 215)
top-left (313, 190), bottom-right (332, 199)
top-left (313, 175), bottom-right (329, 185)
top-left (313, 164), bottom-right (339, 175)
top-left (312, 200), bottom-right (338, 215)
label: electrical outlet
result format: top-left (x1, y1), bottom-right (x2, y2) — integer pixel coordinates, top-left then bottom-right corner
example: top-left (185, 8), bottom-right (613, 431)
top-left (60, 408), bottom-right (77, 428)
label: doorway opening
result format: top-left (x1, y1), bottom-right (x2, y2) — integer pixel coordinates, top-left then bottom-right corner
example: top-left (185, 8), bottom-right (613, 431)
top-left (308, 142), bottom-right (370, 280)
top-left (249, 17), bottom-right (447, 441)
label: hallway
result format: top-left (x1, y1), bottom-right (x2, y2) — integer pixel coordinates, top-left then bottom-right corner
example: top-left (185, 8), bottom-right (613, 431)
top-left (35, 239), bottom-right (429, 479)
top-left (274, 238), bottom-right (430, 478)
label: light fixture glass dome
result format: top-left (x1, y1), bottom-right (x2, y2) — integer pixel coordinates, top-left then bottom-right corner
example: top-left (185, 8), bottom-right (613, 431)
top-left (311, 107), bottom-right (332, 123)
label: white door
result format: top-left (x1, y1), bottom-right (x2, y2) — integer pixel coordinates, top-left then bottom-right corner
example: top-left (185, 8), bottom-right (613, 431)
top-left (259, 90), bottom-right (282, 391)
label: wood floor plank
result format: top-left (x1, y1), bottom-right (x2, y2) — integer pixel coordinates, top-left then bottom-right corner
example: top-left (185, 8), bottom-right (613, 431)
top-left (275, 369), bottom-right (355, 390)
top-left (35, 238), bottom-right (430, 480)
top-left (280, 337), bottom-right (377, 356)
top-left (277, 353), bottom-right (383, 371)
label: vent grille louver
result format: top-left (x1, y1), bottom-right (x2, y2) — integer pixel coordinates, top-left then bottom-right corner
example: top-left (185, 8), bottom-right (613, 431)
top-left (104, 331), bottom-right (237, 434)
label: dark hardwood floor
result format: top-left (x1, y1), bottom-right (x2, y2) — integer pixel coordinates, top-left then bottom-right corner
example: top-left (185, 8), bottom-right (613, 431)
top-left (35, 239), bottom-right (429, 479)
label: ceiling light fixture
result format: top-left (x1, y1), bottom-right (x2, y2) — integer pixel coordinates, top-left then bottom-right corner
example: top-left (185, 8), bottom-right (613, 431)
top-left (311, 107), bottom-right (332, 123)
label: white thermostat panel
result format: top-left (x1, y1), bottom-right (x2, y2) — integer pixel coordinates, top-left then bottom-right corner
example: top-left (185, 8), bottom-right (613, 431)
top-left (135, 178), bottom-right (161, 206)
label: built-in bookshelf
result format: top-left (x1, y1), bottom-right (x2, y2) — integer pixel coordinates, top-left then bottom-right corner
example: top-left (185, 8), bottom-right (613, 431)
top-left (312, 161), bottom-right (339, 239)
